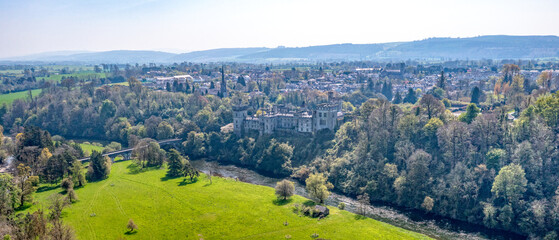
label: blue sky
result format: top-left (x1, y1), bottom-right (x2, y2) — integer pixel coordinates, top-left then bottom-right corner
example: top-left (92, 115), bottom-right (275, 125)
top-left (1, 0), bottom-right (558, 58)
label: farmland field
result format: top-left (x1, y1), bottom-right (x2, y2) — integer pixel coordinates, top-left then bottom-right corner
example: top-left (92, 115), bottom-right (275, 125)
top-left (27, 161), bottom-right (431, 240)
top-left (0, 89), bottom-right (42, 105)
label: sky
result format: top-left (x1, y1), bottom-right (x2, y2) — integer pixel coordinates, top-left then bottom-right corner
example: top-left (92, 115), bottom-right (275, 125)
top-left (0, 0), bottom-right (558, 58)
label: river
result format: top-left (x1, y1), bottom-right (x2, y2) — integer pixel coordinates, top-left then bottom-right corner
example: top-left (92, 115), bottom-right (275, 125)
top-left (191, 159), bottom-right (526, 240)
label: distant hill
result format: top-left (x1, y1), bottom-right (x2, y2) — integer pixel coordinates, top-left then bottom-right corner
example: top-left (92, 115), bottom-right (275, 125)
top-left (170, 47), bottom-right (269, 62)
top-left (2, 35), bottom-right (558, 64)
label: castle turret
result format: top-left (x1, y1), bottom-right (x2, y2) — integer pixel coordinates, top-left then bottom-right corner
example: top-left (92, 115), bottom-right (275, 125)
top-left (232, 104), bottom-right (248, 136)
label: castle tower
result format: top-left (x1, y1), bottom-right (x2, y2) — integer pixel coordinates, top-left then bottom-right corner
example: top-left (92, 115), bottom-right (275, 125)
top-left (232, 104), bottom-right (248, 137)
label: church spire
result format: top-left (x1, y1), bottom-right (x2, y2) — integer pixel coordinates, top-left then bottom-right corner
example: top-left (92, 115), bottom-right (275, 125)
top-left (220, 65), bottom-right (228, 98)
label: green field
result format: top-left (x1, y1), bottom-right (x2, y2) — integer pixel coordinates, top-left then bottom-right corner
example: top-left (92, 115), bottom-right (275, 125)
top-left (27, 161), bottom-right (430, 240)
top-left (37, 72), bottom-right (107, 83)
top-left (79, 143), bottom-right (105, 155)
top-left (0, 89), bottom-right (42, 105)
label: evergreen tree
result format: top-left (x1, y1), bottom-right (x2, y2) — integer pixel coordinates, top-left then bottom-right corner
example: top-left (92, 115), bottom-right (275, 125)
top-left (471, 86), bottom-right (481, 104)
top-left (237, 76), bottom-right (246, 86)
top-left (167, 149), bottom-right (185, 177)
top-left (403, 88), bottom-right (417, 104)
top-left (87, 150), bottom-right (111, 181)
top-left (438, 71), bottom-right (446, 89)
top-left (166, 82), bottom-right (172, 92)
top-left (393, 91), bottom-right (402, 104)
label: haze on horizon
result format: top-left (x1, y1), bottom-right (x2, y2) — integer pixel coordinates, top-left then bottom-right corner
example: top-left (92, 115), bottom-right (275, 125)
top-left (1, 0), bottom-right (558, 59)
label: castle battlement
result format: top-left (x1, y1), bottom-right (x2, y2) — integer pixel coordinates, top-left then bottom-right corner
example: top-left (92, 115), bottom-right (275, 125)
top-left (232, 100), bottom-right (343, 136)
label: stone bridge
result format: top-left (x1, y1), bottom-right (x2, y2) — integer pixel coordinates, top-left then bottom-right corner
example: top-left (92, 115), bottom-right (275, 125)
top-left (78, 138), bottom-right (182, 162)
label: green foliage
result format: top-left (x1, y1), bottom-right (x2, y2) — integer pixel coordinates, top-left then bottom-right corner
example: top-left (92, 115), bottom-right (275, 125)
top-left (166, 149), bottom-right (185, 177)
top-left (305, 173), bottom-right (333, 204)
top-left (485, 148), bottom-right (506, 170)
top-left (458, 103), bottom-right (480, 124)
top-left (534, 92), bottom-right (559, 129)
top-left (403, 88), bottom-right (417, 104)
top-left (275, 179), bottom-right (295, 200)
top-left (491, 164), bottom-right (527, 205)
top-left (87, 151), bottom-right (111, 181)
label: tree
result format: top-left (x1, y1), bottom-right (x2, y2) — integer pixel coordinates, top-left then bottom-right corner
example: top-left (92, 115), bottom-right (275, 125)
top-left (60, 178), bottom-right (73, 192)
top-left (419, 94), bottom-right (445, 120)
top-left (437, 121), bottom-right (471, 167)
top-left (99, 100), bottom-right (117, 121)
top-left (237, 75), bottom-right (246, 86)
top-left (166, 149), bottom-right (185, 177)
top-left (381, 81), bottom-right (393, 100)
top-left (537, 71), bottom-right (553, 90)
top-left (305, 173), bottom-right (333, 204)
top-left (87, 151), bottom-right (111, 181)
top-left (403, 88), bottom-right (417, 104)
top-left (486, 148), bottom-right (506, 171)
top-left (458, 103), bottom-right (480, 124)
top-left (182, 160), bottom-right (199, 182)
top-left (127, 219), bottom-right (138, 232)
top-left (392, 91), bottom-right (402, 104)
top-left (68, 160), bottom-right (86, 188)
top-left (66, 188), bottom-right (78, 203)
top-left (471, 86), bottom-right (481, 104)
top-left (437, 71), bottom-right (446, 89)
top-left (491, 164), bottom-right (527, 205)
top-left (16, 164), bottom-right (38, 208)
top-left (275, 180), bottom-right (295, 200)
top-left (357, 193), bottom-right (370, 216)
top-left (156, 121), bottom-right (174, 140)
top-left (48, 194), bottom-right (75, 240)
top-left (0, 174), bottom-right (17, 215)
top-left (132, 138), bottom-right (166, 168)
top-left (259, 140), bottom-right (293, 176)
top-left (421, 196), bottom-right (434, 212)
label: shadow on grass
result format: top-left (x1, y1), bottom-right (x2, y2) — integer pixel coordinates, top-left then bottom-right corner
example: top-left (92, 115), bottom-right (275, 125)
top-left (124, 231), bottom-right (137, 235)
top-left (127, 163), bottom-right (158, 175)
top-left (354, 214), bottom-right (368, 220)
top-left (273, 198), bottom-right (293, 206)
top-left (15, 202), bottom-right (33, 211)
top-left (178, 178), bottom-right (198, 186)
top-left (37, 185), bottom-right (59, 193)
top-left (160, 175), bottom-right (181, 182)
top-left (303, 200), bottom-right (316, 207)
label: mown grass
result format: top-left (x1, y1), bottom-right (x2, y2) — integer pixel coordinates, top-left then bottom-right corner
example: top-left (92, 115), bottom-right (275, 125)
top-left (0, 89), bottom-right (42, 105)
top-left (27, 161), bottom-right (430, 240)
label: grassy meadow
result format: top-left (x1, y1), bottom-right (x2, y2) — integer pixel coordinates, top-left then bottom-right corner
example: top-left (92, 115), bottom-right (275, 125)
top-left (0, 89), bottom-right (42, 105)
top-left (36, 72), bottom-right (107, 83)
top-left (78, 143), bottom-right (105, 155)
top-left (27, 161), bottom-right (431, 240)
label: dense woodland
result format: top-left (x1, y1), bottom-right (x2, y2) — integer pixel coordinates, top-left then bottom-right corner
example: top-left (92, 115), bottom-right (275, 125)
top-left (0, 61), bottom-right (558, 239)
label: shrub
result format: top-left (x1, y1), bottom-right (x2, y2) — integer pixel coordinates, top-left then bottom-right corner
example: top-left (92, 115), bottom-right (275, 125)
top-left (338, 202), bottom-right (345, 210)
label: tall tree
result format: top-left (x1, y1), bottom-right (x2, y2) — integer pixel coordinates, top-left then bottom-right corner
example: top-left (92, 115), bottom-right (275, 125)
top-left (305, 173), bottom-right (333, 204)
top-left (166, 149), bottom-right (185, 177)
top-left (471, 86), bottom-right (481, 104)
top-left (491, 164), bottom-right (527, 205)
top-left (87, 151), bottom-right (111, 181)
top-left (438, 71), bottom-right (446, 89)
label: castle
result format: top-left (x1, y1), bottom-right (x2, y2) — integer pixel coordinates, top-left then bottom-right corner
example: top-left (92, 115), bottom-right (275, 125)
top-left (233, 93), bottom-right (343, 136)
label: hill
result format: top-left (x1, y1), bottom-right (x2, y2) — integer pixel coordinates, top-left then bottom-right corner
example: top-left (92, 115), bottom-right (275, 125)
top-left (3, 35), bottom-right (558, 63)
top-left (26, 161), bottom-right (430, 239)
